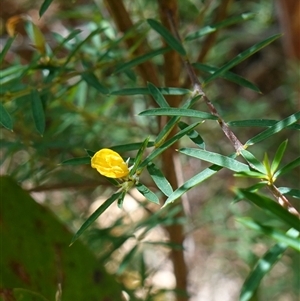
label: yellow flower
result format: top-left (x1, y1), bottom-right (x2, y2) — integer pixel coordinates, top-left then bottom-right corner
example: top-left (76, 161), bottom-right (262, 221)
top-left (91, 148), bottom-right (129, 178)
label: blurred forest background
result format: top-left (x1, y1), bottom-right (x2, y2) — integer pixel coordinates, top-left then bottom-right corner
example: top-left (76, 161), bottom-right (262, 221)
top-left (1, 0), bottom-right (299, 301)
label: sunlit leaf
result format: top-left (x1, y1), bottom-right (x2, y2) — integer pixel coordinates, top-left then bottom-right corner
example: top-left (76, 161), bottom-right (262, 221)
top-left (130, 137), bottom-right (150, 176)
top-left (136, 183), bottom-right (160, 204)
top-left (111, 87), bottom-right (191, 96)
top-left (271, 140), bottom-right (288, 174)
top-left (147, 19), bottom-right (186, 56)
top-left (178, 121), bottom-right (205, 149)
top-left (228, 119), bottom-right (300, 130)
top-left (245, 111), bottom-right (300, 146)
top-left (139, 108), bottom-right (218, 120)
top-left (147, 162), bottom-right (173, 197)
top-left (240, 150), bottom-right (266, 174)
top-left (274, 157), bottom-right (300, 178)
top-left (180, 148), bottom-right (250, 172)
top-left (203, 34), bottom-right (282, 85)
top-left (278, 187), bottom-right (300, 199)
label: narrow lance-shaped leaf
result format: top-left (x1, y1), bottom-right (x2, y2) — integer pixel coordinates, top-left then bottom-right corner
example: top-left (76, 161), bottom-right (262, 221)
top-left (39, 0), bottom-right (54, 17)
top-left (147, 162), bottom-right (173, 197)
top-left (238, 190), bottom-right (300, 231)
top-left (139, 107), bottom-right (218, 120)
top-left (239, 228), bottom-right (299, 301)
top-left (139, 122), bottom-right (201, 169)
top-left (31, 89), bottom-right (45, 136)
top-left (114, 47), bottom-right (170, 74)
top-left (117, 245), bottom-right (139, 275)
top-left (178, 121), bottom-right (205, 149)
top-left (246, 111), bottom-right (300, 146)
top-left (60, 157), bottom-right (91, 165)
top-left (180, 148), bottom-right (250, 172)
top-left (111, 87), bottom-right (191, 96)
top-left (278, 187), bottom-right (300, 199)
top-left (271, 140), bottom-right (288, 174)
top-left (130, 137), bottom-right (150, 176)
top-left (81, 72), bottom-right (110, 95)
top-left (0, 36), bottom-right (16, 63)
top-left (0, 102), bottom-right (13, 131)
top-left (240, 149), bottom-right (266, 174)
top-left (228, 119), bottom-right (300, 130)
top-left (237, 218), bottom-right (300, 252)
top-left (70, 191), bottom-right (122, 245)
top-left (185, 12), bottom-right (255, 41)
top-left (203, 34), bottom-right (282, 85)
top-left (147, 19), bottom-right (186, 56)
top-left (148, 82), bottom-right (170, 107)
top-left (136, 183), bottom-right (160, 205)
top-left (193, 63), bottom-right (261, 93)
top-left (274, 156), bottom-right (300, 178)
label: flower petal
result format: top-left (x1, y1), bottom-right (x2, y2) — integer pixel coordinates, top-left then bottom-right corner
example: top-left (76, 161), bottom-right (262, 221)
top-left (91, 148), bottom-right (129, 178)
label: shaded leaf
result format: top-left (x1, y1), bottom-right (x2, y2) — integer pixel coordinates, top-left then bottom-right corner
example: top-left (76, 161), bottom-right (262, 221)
top-left (130, 137), bottom-right (150, 176)
top-left (147, 19), bottom-right (186, 56)
top-left (274, 156), bottom-right (300, 178)
top-left (39, 0), bottom-right (54, 17)
top-left (148, 82), bottom-right (170, 107)
top-left (203, 34), bottom-right (282, 85)
top-left (114, 47), bottom-right (170, 74)
top-left (0, 102), bottom-right (13, 131)
top-left (81, 72), bottom-right (110, 94)
top-left (178, 121), bottom-right (205, 149)
top-left (111, 87), bottom-right (191, 96)
top-left (0, 36), bottom-right (16, 63)
top-left (70, 191), bottom-right (122, 245)
top-left (239, 228), bottom-right (299, 301)
top-left (228, 119), bottom-right (300, 130)
top-left (238, 190), bottom-right (300, 231)
top-left (278, 187), bottom-right (300, 199)
top-left (31, 89), bottom-right (45, 135)
top-left (240, 149), bottom-right (266, 173)
top-left (61, 156), bottom-right (91, 165)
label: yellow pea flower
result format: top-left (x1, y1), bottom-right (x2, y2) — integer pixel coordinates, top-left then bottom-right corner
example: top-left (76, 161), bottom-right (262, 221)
top-left (91, 148), bottom-right (129, 179)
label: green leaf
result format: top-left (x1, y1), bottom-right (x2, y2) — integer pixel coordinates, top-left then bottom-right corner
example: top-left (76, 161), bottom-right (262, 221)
top-left (178, 121), bottom-right (205, 149)
top-left (237, 218), bottom-right (300, 252)
top-left (70, 191), bottom-right (122, 245)
top-left (111, 141), bottom-right (155, 152)
top-left (117, 245), bottom-right (139, 275)
top-left (130, 137), bottom-right (150, 176)
top-left (239, 228), bottom-right (299, 301)
top-left (31, 89), bottom-right (45, 135)
top-left (111, 87), bottom-right (191, 96)
top-left (136, 183), bottom-right (160, 204)
top-left (139, 122), bottom-right (201, 169)
top-left (245, 111), bottom-right (300, 146)
top-left (203, 34), bottom-right (282, 85)
top-left (240, 149), bottom-right (266, 174)
top-left (193, 63), bottom-right (261, 93)
top-left (274, 156), bottom-right (300, 178)
top-left (238, 190), bottom-right (300, 231)
top-left (60, 156), bottom-right (91, 165)
top-left (271, 140), bottom-right (288, 174)
top-left (185, 12), bottom-right (255, 41)
top-left (0, 36), bottom-right (16, 63)
top-left (164, 164), bottom-right (223, 206)
top-left (114, 47), bottom-right (170, 74)
top-left (228, 119), bottom-right (300, 130)
top-left (180, 148), bottom-right (250, 172)
top-left (147, 19), bottom-right (186, 56)
top-left (0, 102), bottom-right (13, 131)
top-left (139, 108), bottom-right (218, 120)
top-left (278, 187), bottom-right (300, 199)
top-left (147, 162), bottom-right (173, 197)
top-left (81, 72), bottom-right (110, 94)
top-left (148, 82), bottom-right (170, 107)
top-left (39, 0), bottom-right (54, 17)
